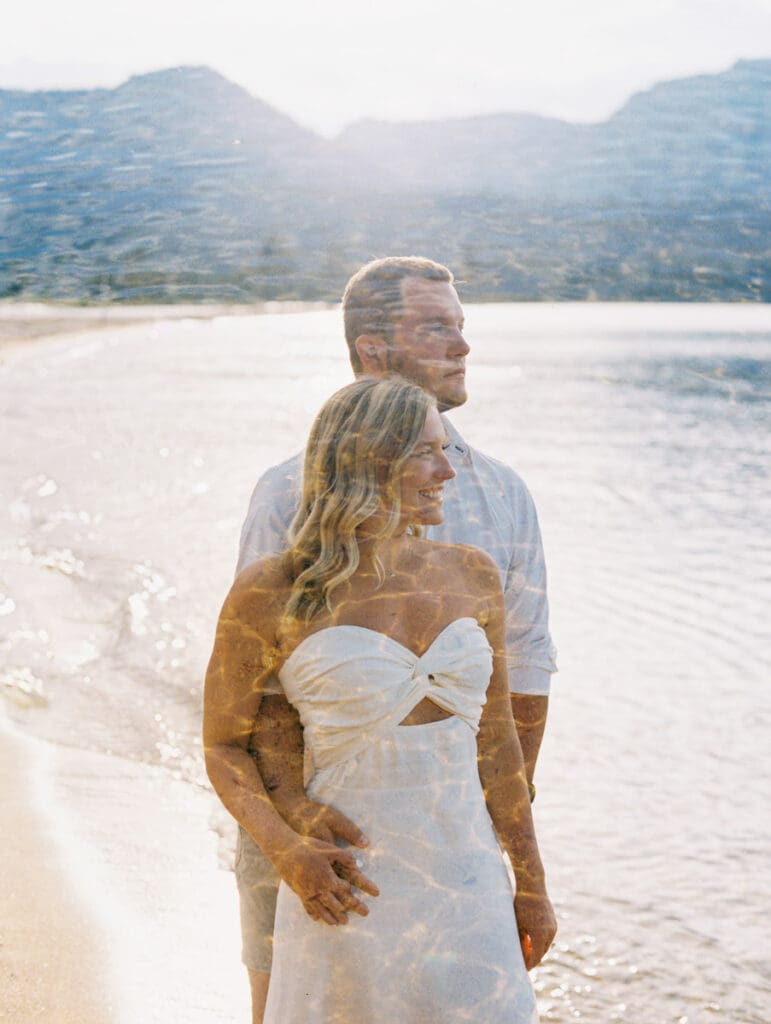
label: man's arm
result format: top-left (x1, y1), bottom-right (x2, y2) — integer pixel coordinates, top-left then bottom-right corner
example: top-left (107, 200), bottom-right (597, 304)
top-left (249, 694), bottom-right (369, 848)
top-left (510, 695), bottom-right (548, 790)
top-left (503, 477), bottom-right (557, 787)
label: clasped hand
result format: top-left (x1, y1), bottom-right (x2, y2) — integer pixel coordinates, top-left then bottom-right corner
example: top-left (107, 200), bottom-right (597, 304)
top-left (272, 795), bottom-right (379, 925)
top-left (274, 795), bottom-right (557, 969)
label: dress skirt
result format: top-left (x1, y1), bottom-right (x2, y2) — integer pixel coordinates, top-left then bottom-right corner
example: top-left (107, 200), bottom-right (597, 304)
top-left (263, 716), bottom-right (539, 1024)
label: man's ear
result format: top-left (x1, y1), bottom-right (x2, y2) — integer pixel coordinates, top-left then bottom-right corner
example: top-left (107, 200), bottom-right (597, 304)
top-left (354, 333), bottom-right (389, 374)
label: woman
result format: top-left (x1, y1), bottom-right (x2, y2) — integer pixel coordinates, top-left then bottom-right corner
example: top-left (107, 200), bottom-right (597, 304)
top-left (204, 377), bottom-right (556, 1023)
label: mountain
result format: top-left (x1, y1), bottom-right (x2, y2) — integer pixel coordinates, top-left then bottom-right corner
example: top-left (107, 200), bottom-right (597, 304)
top-left (0, 67), bottom-right (377, 301)
top-left (338, 59), bottom-right (770, 203)
top-left (1, 61), bottom-right (769, 302)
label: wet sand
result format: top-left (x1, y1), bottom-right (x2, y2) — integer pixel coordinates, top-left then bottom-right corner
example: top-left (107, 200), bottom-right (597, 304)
top-left (0, 714), bottom-right (250, 1024)
top-left (0, 302), bottom-right (223, 355)
top-left (0, 718), bottom-right (112, 1024)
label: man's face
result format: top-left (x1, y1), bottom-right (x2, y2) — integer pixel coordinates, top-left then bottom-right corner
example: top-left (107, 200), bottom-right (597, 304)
top-left (386, 278), bottom-right (470, 412)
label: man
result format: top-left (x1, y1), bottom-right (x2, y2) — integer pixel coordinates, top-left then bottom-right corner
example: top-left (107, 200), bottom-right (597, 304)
top-left (234, 256), bottom-right (557, 1022)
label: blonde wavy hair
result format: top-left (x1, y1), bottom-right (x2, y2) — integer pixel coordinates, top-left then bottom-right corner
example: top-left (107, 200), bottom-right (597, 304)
top-left (285, 376), bottom-right (434, 620)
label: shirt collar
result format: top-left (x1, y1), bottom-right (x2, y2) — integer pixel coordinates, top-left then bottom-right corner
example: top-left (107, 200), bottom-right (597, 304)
top-left (440, 415), bottom-right (469, 460)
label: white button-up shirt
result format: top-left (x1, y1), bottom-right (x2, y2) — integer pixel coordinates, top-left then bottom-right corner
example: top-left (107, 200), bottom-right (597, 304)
top-left (236, 418), bottom-right (557, 695)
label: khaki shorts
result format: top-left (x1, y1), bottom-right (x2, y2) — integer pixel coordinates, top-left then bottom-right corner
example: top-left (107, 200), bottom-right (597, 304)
top-left (234, 827), bottom-right (279, 972)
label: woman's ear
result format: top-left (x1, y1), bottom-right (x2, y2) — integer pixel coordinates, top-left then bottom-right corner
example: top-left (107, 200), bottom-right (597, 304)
top-left (354, 334), bottom-right (389, 375)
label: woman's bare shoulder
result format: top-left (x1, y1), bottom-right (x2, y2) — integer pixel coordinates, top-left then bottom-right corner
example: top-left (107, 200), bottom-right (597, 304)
top-left (233, 552), bottom-right (288, 585)
top-left (423, 539), bottom-right (499, 581)
top-left (227, 554), bottom-right (291, 619)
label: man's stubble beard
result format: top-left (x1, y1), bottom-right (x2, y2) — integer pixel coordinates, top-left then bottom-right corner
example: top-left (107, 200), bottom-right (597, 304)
top-left (385, 346), bottom-right (468, 413)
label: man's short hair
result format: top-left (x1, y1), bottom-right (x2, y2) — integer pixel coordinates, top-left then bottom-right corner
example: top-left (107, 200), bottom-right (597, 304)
top-left (342, 256), bottom-right (454, 374)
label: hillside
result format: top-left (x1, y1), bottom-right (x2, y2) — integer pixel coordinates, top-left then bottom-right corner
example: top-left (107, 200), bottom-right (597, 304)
top-left (1, 61), bottom-right (768, 301)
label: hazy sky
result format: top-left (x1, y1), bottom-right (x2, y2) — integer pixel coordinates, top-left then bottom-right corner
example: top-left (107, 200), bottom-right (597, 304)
top-left (2, 0), bottom-right (770, 135)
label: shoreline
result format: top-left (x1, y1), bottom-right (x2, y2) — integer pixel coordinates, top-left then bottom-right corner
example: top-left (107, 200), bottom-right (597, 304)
top-left (2, 296), bottom-right (768, 350)
top-left (0, 717), bottom-right (114, 1023)
top-left (0, 714), bottom-right (249, 1023)
top-left (0, 299), bottom-right (335, 357)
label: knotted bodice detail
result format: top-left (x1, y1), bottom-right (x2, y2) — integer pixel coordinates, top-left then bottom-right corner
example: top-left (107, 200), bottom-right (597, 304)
top-left (278, 617), bottom-right (493, 771)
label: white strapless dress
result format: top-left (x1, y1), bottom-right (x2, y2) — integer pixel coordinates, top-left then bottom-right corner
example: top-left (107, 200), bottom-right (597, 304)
top-left (263, 617), bottom-right (539, 1024)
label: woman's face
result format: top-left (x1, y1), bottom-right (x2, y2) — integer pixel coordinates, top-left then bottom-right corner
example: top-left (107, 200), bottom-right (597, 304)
top-left (397, 405), bottom-right (456, 527)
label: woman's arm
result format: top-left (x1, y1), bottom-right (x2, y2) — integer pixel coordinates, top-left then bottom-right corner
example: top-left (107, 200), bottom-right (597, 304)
top-left (203, 563), bottom-right (378, 924)
top-left (473, 553), bottom-right (557, 969)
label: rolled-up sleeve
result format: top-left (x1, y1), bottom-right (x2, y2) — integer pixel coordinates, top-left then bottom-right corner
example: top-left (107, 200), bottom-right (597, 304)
top-left (502, 481), bottom-right (558, 696)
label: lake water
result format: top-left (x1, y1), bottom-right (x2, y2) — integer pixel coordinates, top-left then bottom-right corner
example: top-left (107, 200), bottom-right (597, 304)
top-left (1, 302), bottom-right (769, 1022)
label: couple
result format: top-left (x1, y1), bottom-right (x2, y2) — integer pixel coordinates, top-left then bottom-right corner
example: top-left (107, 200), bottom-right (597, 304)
top-left (204, 257), bottom-right (558, 1023)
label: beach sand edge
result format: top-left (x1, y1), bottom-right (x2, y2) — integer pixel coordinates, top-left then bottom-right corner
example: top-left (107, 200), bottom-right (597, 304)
top-left (0, 718), bottom-right (115, 1023)
top-left (0, 715), bottom-right (250, 1023)
top-left (0, 300), bottom-right (335, 358)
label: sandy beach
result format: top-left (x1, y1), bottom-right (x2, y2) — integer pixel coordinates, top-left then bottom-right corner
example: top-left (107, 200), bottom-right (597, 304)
top-left (0, 718), bottom-right (112, 1023)
top-left (0, 300), bottom-right (334, 360)
top-left (0, 713), bottom-right (250, 1024)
